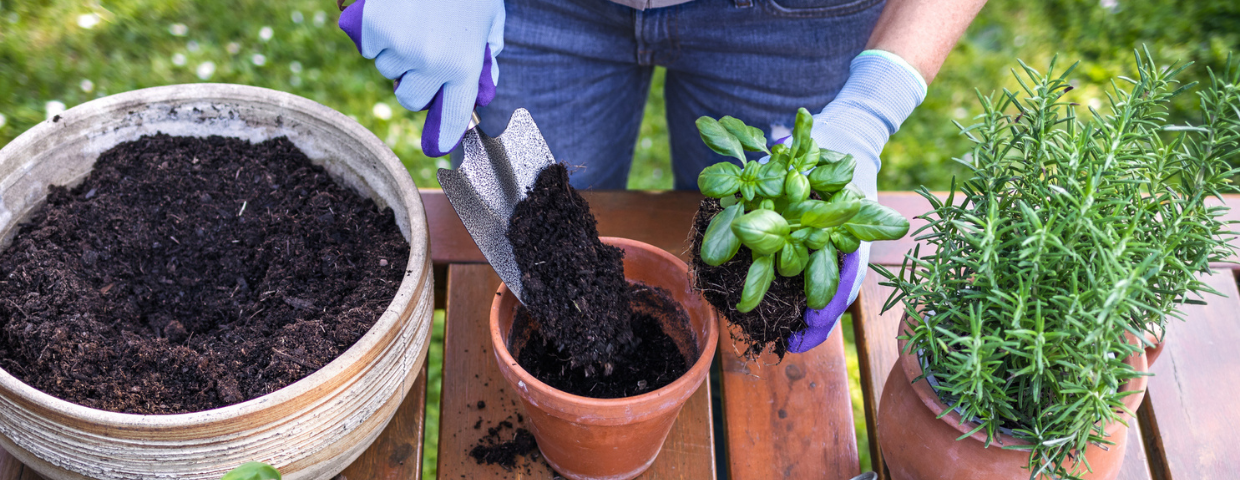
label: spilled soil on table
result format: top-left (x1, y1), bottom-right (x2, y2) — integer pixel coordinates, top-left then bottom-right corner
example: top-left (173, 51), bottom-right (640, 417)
top-left (505, 164), bottom-right (694, 398)
top-left (0, 134), bottom-right (407, 414)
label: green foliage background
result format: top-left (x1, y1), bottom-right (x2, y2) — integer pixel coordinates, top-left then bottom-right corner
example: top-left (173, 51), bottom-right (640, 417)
top-left (1, 0), bottom-right (1235, 477)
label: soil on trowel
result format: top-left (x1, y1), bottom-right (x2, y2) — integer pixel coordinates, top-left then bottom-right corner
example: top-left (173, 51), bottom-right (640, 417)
top-left (0, 133), bottom-right (408, 414)
top-left (505, 164), bottom-right (637, 378)
top-left (512, 282), bottom-right (695, 399)
top-left (690, 197), bottom-right (808, 360)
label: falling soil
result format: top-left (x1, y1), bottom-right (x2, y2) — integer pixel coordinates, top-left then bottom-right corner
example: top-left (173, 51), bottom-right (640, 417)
top-left (506, 164), bottom-right (637, 378)
top-left (511, 282), bottom-right (695, 399)
top-left (690, 197), bottom-right (808, 360)
top-left (0, 134), bottom-right (407, 414)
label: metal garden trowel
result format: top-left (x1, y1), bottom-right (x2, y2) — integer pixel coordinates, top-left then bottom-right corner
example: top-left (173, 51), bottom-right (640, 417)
top-left (435, 108), bottom-right (555, 303)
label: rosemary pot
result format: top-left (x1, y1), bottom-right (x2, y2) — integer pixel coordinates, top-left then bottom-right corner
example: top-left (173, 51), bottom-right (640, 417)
top-left (490, 237), bottom-right (718, 480)
top-left (0, 84), bottom-right (433, 479)
top-left (877, 316), bottom-right (1152, 480)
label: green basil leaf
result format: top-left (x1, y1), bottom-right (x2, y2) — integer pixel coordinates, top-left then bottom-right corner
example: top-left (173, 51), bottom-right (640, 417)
top-left (807, 152), bottom-right (856, 194)
top-left (760, 199), bottom-right (775, 211)
top-left (697, 162), bottom-right (743, 198)
top-left (797, 142), bottom-right (821, 171)
top-left (828, 183), bottom-right (866, 206)
top-left (222, 463), bottom-right (282, 480)
top-left (820, 148), bottom-right (851, 164)
top-left (783, 200), bottom-right (816, 224)
top-left (790, 227), bottom-right (811, 243)
top-left (731, 209), bottom-right (789, 256)
top-left (843, 200), bottom-right (911, 241)
top-left (701, 204), bottom-right (744, 266)
top-left (805, 244), bottom-right (840, 310)
top-left (784, 172), bottom-right (811, 203)
top-left (719, 194), bottom-right (739, 208)
top-left (790, 107), bottom-right (815, 158)
top-left (806, 228), bottom-right (832, 250)
top-left (771, 143), bottom-right (789, 157)
top-left (696, 116), bottom-right (747, 161)
top-left (719, 116), bottom-right (770, 154)
top-left (802, 197), bottom-right (860, 228)
top-left (778, 241), bottom-right (809, 277)
top-left (740, 184), bottom-right (756, 202)
top-left (755, 160), bottom-right (786, 198)
top-left (831, 228), bottom-right (861, 253)
top-left (737, 254), bottom-right (775, 313)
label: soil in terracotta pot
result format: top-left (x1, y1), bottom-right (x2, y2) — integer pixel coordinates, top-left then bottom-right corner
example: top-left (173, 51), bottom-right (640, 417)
top-left (0, 134), bottom-right (407, 414)
top-left (506, 163), bottom-right (695, 397)
top-left (511, 282), bottom-right (693, 398)
top-left (689, 197), bottom-right (809, 360)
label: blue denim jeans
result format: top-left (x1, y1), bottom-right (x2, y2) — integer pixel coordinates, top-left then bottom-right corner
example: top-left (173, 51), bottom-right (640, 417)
top-left (467, 0), bottom-right (885, 190)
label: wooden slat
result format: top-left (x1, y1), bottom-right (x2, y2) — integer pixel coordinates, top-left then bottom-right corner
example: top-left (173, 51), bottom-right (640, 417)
top-left (718, 323), bottom-right (859, 479)
top-left (1140, 270), bottom-right (1240, 479)
top-left (437, 264), bottom-right (714, 479)
top-left (854, 273), bottom-right (1152, 479)
top-left (0, 448), bottom-right (23, 480)
top-left (423, 189), bottom-right (704, 265)
top-left (338, 364), bottom-right (427, 480)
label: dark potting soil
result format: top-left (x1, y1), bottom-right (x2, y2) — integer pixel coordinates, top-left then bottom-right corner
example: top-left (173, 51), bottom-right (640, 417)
top-left (468, 420), bottom-right (539, 470)
top-left (511, 282), bottom-right (695, 399)
top-left (0, 134), bottom-right (407, 414)
top-left (689, 197), bottom-right (808, 360)
top-left (506, 163), bottom-right (637, 378)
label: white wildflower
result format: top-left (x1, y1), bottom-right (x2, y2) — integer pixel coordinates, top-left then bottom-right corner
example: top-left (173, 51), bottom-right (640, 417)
top-left (372, 103), bottom-right (392, 120)
top-left (196, 61), bottom-right (216, 80)
top-left (954, 107), bottom-right (968, 119)
top-left (0, 113), bottom-right (6, 129)
top-left (289, 61), bottom-right (302, 74)
top-left (259, 26), bottom-right (273, 42)
top-left (187, 40), bottom-right (199, 52)
top-left (251, 54), bottom-right (266, 66)
top-left (435, 159), bottom-right (451, 170)
top-left (226, 42), bottom-right (241, 55)
top-left (45, 101), bottom-right (66, 119)
top-left (77, 13), bottom-right (100, 29)
top-left (291, 11), bottom-right (304, 24)
top-left (172, 53), bottom-right (187, 66)
top-left (313, 11), bottom-right (327, 27)
top-left (169, 23), bottom-right (188, 36)
top-left (80, 79), bottom-right (94, 93)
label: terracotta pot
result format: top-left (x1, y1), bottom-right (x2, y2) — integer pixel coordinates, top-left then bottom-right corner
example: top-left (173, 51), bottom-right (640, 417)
top-left (878, 315), bottom-right (1149, 480)
top-left (490, 237), bottom-right (718, 480)
top-left (1143, 324), bottom-right (1165, 367)
top-left (0, 85), bottom-right (434, 480)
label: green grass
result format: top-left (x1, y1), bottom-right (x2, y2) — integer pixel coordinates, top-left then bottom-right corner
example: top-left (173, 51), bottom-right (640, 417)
top-left (2, 1), bottom-right (1237, 478)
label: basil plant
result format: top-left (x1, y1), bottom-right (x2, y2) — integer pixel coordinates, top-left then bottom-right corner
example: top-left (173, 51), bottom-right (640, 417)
top-left (696, 108), bottom-right (909, 313)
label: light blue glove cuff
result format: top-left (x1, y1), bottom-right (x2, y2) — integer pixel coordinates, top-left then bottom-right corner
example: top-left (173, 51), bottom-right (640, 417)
top-left (811, 50), bottom-right (927, 200)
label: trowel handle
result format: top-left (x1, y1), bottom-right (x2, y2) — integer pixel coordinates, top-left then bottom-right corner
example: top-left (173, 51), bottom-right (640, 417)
top-left (468, 111), bottom-right (482, 131)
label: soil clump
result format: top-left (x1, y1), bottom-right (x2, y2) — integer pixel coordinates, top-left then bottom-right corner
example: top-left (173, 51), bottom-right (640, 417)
top-left (690, 197), bottom-right (808, 360)
top-left (0, 134), bottom-right (407, 414)
top-left (506, 164), bottom-right (636, 378)
top-left (511, 282), bottom-right (694, 398)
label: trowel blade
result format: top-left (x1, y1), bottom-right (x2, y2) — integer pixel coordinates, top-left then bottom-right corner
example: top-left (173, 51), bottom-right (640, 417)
top-left (436, 108), bottom-right (555, 303)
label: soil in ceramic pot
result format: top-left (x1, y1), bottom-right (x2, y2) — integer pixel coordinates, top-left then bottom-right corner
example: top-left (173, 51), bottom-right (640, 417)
top-left (0, 134), bottom-right (407, 414)
top-left (689, 197), bottom-right (809, 360)
top-left (510, 282), bottom-right (695, 398)
top-left (506, 164), bottom-right (638, 378)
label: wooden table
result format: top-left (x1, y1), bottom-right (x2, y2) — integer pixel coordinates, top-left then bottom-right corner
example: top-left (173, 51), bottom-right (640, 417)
top-left (3, 190), bottom-right (1239, 480)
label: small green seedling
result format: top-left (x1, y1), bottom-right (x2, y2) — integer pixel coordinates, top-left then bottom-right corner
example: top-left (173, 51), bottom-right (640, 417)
top-left (221, 462), bottom-right (281, 480)
top-left (695, 108), bottom-right (909, 313)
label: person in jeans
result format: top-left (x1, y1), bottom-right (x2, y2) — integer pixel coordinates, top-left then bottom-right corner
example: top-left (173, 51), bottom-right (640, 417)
top-left (339, 0), bottom-right (986, 353)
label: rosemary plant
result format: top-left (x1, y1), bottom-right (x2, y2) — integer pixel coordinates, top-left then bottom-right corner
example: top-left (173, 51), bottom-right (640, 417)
top-left (877, 48), bottom-right (1240, 479)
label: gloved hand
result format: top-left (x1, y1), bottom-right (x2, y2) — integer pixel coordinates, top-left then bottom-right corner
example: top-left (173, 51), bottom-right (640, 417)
top-left (339, 0), bottom-right (504, 157)
top-left (787, 50), bottom-right (927, 353)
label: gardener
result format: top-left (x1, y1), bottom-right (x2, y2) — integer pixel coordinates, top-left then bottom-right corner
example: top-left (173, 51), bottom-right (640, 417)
top-left (339, 0), bottom-right (985, 352)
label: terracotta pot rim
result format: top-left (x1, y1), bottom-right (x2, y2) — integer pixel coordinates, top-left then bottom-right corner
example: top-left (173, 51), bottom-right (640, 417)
top-left (0, 83), bottom-right (430, 429)
top-left (489, 236), bottom-right (718, 420)
top-left (895, 312), bottom-right (1149, 446)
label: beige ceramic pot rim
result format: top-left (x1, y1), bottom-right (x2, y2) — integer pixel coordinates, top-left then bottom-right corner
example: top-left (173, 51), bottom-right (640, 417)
top-left (0, 83), bottom-right (428, 429)
top-left (489, 237), bottom-right (719, 422)
top-left (895, 312), bottom-right (1149, 447)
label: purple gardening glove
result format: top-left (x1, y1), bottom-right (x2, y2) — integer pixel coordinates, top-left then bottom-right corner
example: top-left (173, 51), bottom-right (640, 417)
top-left (787, 51), bottom-right (927, 353)
top-left (340, 0), bottom-right (504, 157)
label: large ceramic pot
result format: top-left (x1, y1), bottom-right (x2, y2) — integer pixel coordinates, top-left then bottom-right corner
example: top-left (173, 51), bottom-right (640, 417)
top-left (490, 237), bottom-right (718, 480)
top-left (0, 84), bottom-right (434, 480)
top-left (877, 315), bottom-right (1149, 480)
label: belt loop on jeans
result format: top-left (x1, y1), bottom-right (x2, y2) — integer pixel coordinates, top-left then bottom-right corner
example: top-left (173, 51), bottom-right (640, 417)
top-left (734, 0), bottom-right (754, 7)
